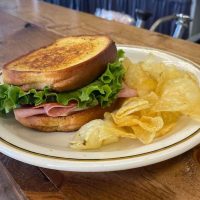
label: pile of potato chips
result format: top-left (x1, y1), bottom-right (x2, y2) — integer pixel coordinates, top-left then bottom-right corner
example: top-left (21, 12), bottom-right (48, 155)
top-left (70, 54), bottom-right (200, 150)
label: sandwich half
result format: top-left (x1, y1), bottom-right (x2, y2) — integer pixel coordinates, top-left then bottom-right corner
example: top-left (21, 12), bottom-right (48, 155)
top-left (0, 35), bottom-right (135, 132)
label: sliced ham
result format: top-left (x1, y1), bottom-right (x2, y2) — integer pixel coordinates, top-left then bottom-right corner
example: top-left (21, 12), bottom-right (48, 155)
top-left (14, 84), bottom-right (137, 118)
top-left (14, 102), bottom-right (78, 118)
top-left (38, 102), bottom-right (77, 117)
top-left (118, 83), bottom-right (137, 98)
top-left (14, 107), bottom-right (45, 118)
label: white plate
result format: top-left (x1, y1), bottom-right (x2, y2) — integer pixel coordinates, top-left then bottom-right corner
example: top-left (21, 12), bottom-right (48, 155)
top-left (1, 129), bottom-right (200, 172)
top-left (0, 45), bottom-right (200, 171)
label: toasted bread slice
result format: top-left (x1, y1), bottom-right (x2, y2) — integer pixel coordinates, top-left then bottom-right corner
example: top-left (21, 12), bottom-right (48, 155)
top-left (14, 102), bottom-right (118, 132)
top-left (3, 35), bottom-right (117, 92)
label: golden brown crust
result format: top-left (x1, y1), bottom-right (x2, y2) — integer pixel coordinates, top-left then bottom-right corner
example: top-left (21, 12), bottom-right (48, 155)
top-left (3, 35), bottom-right (117, 92)
top-left (14, 102), bottom-right (118, 132)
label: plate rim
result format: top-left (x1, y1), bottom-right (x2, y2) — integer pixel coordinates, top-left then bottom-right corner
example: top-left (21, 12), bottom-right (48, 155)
top-left (1, 127), bottom-right (200, 161)
top-left (1, 127), bottom-right (200, 172)
top-left (1, 44), bottom-right (200, 171)
top-left (117, 44), bottom-right (200, 70)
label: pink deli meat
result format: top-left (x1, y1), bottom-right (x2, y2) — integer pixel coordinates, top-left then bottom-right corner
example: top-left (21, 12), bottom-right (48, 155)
top-left (14, 85), bottom-right (137, 118)
top-left (117, 83), bottom-right (137, 98)
top-left (14, 102), bottom-right (78, 118)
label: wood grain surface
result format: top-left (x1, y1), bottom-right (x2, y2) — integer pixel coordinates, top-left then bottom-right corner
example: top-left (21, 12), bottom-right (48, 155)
top-left (0, 161), bottom-right (27, 200)
top-left (0, 1), bottom-right (200, 200)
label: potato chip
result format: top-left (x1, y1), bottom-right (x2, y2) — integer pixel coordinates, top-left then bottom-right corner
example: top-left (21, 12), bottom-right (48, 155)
top-left (123, 57), bottom-right (133, 71)
top-left (70, 119), bottom-right (120, 150)
top-left (187, 108), bottom-right (200, 122)
top-left (112, 114), bottom-right (139, 127)
top-left (114, 97), bottom-right (150, 118)
top-left (124, 58), bottom-right (157, 96)
top-left (156, 112), bottom-right (180, 137)
top-left (71, 54), bottom-right (200, 150)
top-left (110, 93), bottom-right (164, 144)
top-left (104, 112), bottom-right (136, 138)
top-left (70, 118), bottom-right (137, 150)
top-left (112, 110), bottom-right (164, 144)
top-left (135, 115), bottom-right (164, 132)
top-left (142, 92), bottom-right (159, 106)
top-left (154, 78), bottom-right (200, 117)
top-left (104, 126), bottom-right (136, 139)
top-left (132, 126), bottom-right (156, 144)
top-left (141, 54), bottom-right (166, 81)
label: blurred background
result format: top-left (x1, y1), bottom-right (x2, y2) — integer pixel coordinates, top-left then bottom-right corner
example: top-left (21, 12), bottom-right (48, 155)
top-left (43, 0), bottom-right (200, 43)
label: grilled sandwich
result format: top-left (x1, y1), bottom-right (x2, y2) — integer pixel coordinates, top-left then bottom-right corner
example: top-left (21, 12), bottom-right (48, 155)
top-left (0, 35), bottom-right (135, 132)
top-left (3, 35), bottom-right (116, 92)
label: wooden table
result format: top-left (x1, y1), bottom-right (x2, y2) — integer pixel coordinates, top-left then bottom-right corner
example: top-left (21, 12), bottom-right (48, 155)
top-left (1, 1), bottom-right (200, 199)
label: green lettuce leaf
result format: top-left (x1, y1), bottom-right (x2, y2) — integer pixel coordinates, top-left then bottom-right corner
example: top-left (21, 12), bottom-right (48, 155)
top-left (0, 50), bottom-right (125, 115)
